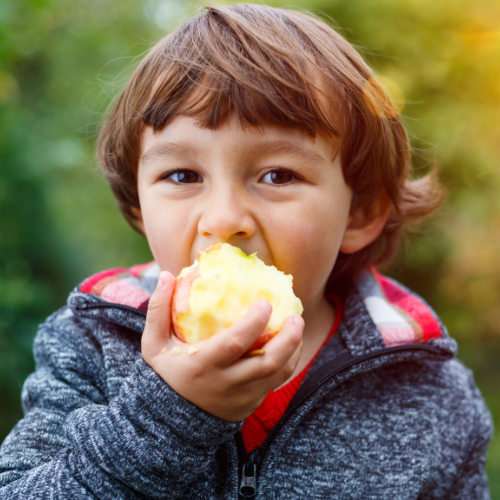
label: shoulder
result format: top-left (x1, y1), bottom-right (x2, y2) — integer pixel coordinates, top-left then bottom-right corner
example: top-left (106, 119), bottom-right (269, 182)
top-left (34, 288), bottom-right (143, 376)
top-left (34, 300), bottom-right (119, 365)
top-left (423, 358), bottom-right (492, 439)
top-left (35, 306), bottom-right (103, 365)
top-left (29, 260), bottom-right (159, 379)
top-left (378, 357), bottom-right (491, 420)
top-left (361, 357), bottom-right (493, 462)
top-left (24, 306), bottom-right (110, 410)
top-left (327, 357), bottom-right (492, 489)
top-left (28, 265), bottom-right (151, 403)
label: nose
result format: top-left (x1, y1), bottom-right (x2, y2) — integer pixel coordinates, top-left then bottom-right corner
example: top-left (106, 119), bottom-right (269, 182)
top-left (197, 186), bottom-right (256, 242)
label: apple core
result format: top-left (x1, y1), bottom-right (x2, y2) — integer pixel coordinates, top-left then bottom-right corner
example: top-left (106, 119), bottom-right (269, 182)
top-left (171, 243), bottom-right (303, 349)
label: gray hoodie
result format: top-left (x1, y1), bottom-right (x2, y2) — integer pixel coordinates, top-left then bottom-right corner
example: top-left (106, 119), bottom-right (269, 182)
top-left (0, 265), bottom-right (493, 499)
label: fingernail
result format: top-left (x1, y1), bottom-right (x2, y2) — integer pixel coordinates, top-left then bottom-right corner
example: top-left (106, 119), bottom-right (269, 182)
top-left (291, 316), bottom-right (304, 327)
top-left (157, 276), bottom-right (165, 290)
top-left (257, 300), bottom-right (271, 312)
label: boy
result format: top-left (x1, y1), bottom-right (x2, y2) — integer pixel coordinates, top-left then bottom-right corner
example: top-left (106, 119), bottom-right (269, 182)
top-left (0, 3), bottom-right (492, 499)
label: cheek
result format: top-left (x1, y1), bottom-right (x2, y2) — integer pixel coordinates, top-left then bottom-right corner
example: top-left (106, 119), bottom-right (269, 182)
top-left (269, 198), bottom-right (349, 301)
top-left (141, 201), bottom-right (193, 275)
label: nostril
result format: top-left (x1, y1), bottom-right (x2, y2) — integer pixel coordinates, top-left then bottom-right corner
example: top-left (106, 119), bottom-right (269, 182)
top-left (197, 211), bottom-right (255, 241)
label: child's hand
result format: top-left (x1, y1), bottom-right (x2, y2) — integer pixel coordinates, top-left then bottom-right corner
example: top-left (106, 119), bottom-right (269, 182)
top-left (141, 271), bottom-right (304, 422)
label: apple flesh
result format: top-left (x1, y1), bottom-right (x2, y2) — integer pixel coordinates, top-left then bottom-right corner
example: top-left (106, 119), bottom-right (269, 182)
top-left (171, 243), bottom-right (303, 350)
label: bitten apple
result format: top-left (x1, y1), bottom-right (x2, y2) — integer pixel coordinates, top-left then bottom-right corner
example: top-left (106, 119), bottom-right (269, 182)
top-left (171, 243), bottom-right (303, 350)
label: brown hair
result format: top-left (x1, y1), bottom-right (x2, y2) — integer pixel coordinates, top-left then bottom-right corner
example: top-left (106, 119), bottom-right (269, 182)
top-left (98, 3), bottom-right (444, 280)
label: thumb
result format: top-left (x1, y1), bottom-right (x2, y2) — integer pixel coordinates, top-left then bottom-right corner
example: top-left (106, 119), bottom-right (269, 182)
top-left (141, 270), bottom-right (176, 357)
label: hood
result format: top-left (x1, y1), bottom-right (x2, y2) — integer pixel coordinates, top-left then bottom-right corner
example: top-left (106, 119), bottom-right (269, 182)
top-left (68, 262), bottom-right (457, 360)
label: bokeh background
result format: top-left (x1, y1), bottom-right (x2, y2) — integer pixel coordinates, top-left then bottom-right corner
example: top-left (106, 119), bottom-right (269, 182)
top-left (1, 0), bottom-right (499, 494)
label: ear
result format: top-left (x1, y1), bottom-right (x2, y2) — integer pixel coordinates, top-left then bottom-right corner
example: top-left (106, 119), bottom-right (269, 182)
top-left (132, 207), bottom-right (145, 233)
top-left (340, 190), bottom-right (391, 254)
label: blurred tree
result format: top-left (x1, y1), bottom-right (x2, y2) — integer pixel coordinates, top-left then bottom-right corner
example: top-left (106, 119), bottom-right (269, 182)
top-left (0, 0), bottom-right (158, 435)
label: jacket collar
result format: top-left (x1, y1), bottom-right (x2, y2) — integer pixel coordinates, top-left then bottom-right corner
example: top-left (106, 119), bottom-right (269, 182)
top-left (77, 261), bottom-right (160, 312)
top-left (293, 270), bottom-right (457, 407)
top-left (68, 263), bottom-right (456, 361)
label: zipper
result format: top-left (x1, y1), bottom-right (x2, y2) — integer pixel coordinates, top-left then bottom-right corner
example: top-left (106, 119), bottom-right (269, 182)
top-left (236, 343), bottom-right (447, 499)
top-left (238, 446), bottom-right (261, 499)
top-left (76, 301), bottom-right (147, 316)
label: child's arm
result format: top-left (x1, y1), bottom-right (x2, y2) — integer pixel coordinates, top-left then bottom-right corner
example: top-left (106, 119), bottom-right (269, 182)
top-left (0, 273), bottom-right (303, 499)
top-left (439, 374), bottom-right (492, 500)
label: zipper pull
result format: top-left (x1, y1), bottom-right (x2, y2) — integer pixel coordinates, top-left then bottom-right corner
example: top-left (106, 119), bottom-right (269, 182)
top-left (239, 450), bottom-right (260, 498)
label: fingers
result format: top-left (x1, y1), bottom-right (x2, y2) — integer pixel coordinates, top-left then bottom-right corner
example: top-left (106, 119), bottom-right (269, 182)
top-left (228, 314), bottom-right (304, 386)
top-left (141, 271), bottom-right (176, 358)
top-left (278, 332), bottom-right (303, 385)
top-left (205, 300), bottom-right (273, 367)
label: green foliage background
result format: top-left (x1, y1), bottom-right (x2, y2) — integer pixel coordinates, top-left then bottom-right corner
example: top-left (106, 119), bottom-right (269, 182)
top-left (1, 0), bottom-right (499, 495)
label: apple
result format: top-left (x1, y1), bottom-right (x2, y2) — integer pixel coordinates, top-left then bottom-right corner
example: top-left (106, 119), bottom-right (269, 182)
top-left (171, 243), bottom-right (303, 351)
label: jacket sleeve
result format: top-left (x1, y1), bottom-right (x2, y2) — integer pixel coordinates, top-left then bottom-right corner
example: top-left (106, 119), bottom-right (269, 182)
top-left (420, 363), bottom-right (494, 500)
top-left (446, 374), bottom-right (493, 500)
top-left (0, 310), bottom-right (241, 499)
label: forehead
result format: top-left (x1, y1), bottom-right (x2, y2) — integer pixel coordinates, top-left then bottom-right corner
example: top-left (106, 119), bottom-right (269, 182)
top-left (140, 115), bottom-right (341, 167)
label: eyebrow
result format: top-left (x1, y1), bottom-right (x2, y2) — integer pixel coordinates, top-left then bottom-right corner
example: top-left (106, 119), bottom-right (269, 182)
top-left (244, 140), bottom-right (326, 166)
top-left (140, 138), bottom-right (327, 168)
top-left (141, 141), bottom-right (201, 167)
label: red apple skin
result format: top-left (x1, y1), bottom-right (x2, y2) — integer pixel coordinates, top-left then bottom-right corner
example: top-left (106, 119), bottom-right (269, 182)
top-left (247, 328), bottom-right (275, 352)
top-left (171, 263), bottom-right (200, 342)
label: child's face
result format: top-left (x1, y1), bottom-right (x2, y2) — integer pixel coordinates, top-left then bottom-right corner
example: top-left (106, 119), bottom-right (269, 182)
top-left (136, 115), bottom-right (353, 311)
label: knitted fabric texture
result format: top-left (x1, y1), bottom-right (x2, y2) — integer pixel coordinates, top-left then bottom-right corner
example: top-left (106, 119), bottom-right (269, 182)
top-left (241, 295), bottom-right (343, 453)
top-left (0, 264), bottom-right (493, 499)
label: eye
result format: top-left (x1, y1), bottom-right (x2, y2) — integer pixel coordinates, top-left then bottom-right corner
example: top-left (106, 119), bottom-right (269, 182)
top-left (260, 169), bottom-right (295, 185)
top-left (164, 169), bottom-right (202, 184)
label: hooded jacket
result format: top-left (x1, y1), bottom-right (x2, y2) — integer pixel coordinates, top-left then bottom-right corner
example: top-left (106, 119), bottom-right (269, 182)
top-left (0, 263), bottom-right (493, 499)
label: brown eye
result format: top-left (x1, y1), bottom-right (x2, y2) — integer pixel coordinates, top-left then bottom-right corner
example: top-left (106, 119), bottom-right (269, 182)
top-left (167, 170), bottom-right (201, 183)
top-left (262, 169), bottom-right (294, 185)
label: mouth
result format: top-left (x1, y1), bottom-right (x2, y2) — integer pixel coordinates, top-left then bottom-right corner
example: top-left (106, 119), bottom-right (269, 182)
top-left (193, 242), bottom-right (271, 266)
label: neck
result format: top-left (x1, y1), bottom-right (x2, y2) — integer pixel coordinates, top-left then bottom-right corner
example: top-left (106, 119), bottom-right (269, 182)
top-left (287, 293), bottom-right (336, 380)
